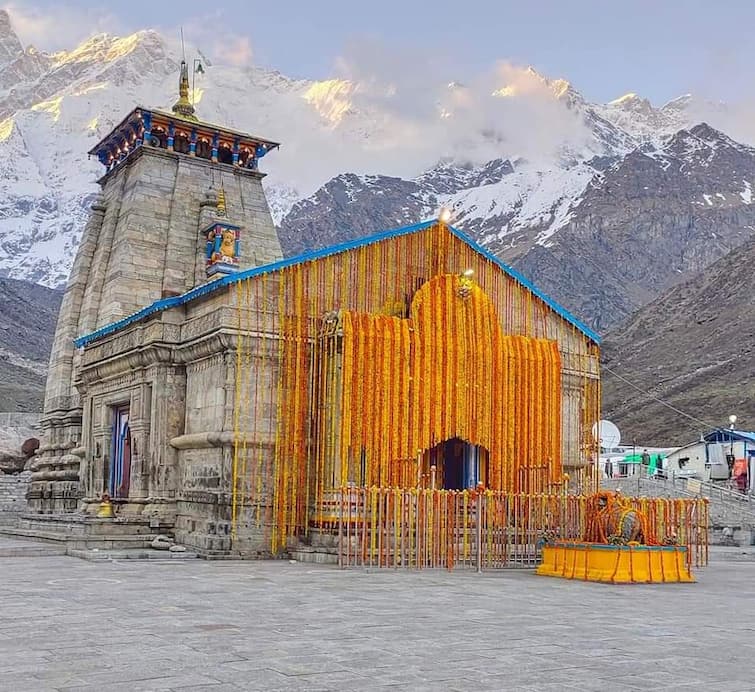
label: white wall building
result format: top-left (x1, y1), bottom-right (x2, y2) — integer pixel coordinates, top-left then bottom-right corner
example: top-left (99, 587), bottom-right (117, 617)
top-left (664, 430), bottom-right (755, 491)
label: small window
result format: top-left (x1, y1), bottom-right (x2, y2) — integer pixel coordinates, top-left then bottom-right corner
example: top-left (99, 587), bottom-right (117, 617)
top-left (174, 134), bottom-right (190, 154)
top-left (218, 146), bottom-right (233, 165)
top-left (196, 139), bottom-right (212, 159)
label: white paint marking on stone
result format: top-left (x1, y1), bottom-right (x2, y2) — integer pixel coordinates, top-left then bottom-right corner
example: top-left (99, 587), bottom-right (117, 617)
top-left (47, 577), bottom-right (123, 585)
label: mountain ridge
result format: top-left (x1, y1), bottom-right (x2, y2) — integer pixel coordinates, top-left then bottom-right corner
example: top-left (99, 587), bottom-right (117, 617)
top-left (3, 8), bottom-right (752, 301)
top-left (601, 236), bottom-right (755, 445)
top-left (0, 276), bottom-right (62, 412)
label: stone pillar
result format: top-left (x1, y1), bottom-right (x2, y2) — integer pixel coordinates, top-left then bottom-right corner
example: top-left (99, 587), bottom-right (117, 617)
top-left (144, 359), bottom-right (185, 522)
top-left (29, 194), bottom-right (108, 514)
top-left (80, 395), bottom-right (114, 514)
top-left (78, 174), bottom-right (126, 333)
top-left (211, 132), bottom-right (219, 162)
top-left (195, 190), bottom-right (218, 285)
top-left (167, 121), bottom-right (175, 151)
top-left (123, 381), bottom-right (152, 508)
top-left (77, 394), bottom-right (94, 504)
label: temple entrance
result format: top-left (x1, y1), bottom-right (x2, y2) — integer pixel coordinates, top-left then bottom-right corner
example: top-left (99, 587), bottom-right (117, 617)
top-left (108, 406), bottom-right (132, 499)
top-left (423, 438), bottom-right (488, 490)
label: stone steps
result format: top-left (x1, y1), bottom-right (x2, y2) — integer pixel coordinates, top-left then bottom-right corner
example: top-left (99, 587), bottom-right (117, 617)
top-left (67, 548), bottom-right (198, 561)
top-left (17, 515), bottom-right (154, 536)
top-left (0, 527), bottom-right (201, 559)
top-left (289, 545), bottom-right (339, 565)
top-left (0, 541), bottom-right (66, 557)
top-left (1, 525), bottom-right (158, 550)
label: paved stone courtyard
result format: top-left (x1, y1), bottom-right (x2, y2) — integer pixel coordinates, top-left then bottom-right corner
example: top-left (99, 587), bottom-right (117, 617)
top-left (1, 536), bottom-right (755, 691)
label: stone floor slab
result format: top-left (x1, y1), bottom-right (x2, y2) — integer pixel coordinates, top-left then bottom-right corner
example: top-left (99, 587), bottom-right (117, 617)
top-left (0, 555), bottom-right (754, 691)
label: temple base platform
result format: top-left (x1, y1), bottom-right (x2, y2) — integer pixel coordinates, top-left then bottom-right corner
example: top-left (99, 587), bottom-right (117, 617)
top-left (536, 541), bottom-right (695, 584)
top-left (0, 513), bottom-right (161, 552)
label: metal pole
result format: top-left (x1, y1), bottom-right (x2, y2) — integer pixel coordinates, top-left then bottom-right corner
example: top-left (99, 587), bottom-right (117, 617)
top-left (476, 493), bottom-right (482, 574)
top-left (337, 487), bottom-right (343, 568)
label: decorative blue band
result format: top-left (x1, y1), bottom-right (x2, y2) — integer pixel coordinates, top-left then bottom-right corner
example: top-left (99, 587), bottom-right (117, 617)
top-left (74, 220), bottom-right (600, 347)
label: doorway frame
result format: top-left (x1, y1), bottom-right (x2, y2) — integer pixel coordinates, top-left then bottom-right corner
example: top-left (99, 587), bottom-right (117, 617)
top-left (108, 404), bottom-right (132, 499)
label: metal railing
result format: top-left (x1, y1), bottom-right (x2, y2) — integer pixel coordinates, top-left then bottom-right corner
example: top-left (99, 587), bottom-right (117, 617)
top-left (697, 479), bottom-right (755, 511)
top-left (614, 466), bottom-right (755, 516)
top-left (335, 487), bottom-right (709, 571)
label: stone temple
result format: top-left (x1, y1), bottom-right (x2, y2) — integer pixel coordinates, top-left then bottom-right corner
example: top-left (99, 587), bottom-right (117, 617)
top-left (23, 64), bottom-right (601, 557)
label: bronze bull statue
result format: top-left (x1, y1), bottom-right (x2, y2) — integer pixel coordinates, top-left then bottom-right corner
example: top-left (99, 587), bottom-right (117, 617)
top-left (584, 491), bottom-right (656, 546)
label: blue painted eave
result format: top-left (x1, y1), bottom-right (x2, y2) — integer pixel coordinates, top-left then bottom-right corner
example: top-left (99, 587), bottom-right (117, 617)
top-left (74, 219), bottom-right (601, 348)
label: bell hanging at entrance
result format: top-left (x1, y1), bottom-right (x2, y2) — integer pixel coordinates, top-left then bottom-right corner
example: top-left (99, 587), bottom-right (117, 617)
top-left (97, 493), bottom-right (115, 519)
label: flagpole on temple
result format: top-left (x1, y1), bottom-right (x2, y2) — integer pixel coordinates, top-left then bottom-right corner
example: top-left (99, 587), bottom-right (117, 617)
top-left (192, 58), bottom-right (205, 107)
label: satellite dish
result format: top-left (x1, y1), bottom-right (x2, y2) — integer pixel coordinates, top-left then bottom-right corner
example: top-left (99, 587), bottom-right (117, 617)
top-left (592, 419), bottom-right (621, 450)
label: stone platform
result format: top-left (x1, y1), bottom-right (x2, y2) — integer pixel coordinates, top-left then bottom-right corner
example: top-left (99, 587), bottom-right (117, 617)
top-left (537, 541), bottom-right (695, 584)
top-left (4, 513), bottom-right (158, 551)
top-left (0, 534), bottom-right (66, 557)
top-left (1, 547), bottom-right (754, 690)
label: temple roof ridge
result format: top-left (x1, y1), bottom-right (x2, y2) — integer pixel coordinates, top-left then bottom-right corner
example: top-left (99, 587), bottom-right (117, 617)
top-left (87, 105), bottom-right (280, 157)
top-left (73, 220), bottom-right (600, 348)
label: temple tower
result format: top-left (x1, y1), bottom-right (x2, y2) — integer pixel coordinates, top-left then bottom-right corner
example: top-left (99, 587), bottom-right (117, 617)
top-left (29, 63), bottom-right (283, 514)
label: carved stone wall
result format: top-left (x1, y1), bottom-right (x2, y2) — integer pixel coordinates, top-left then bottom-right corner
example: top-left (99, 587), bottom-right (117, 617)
top-left (96, 147), bottom-right (281, 327)
top-left (0, 471), bottom-right (31, 525)
top-left (33, 139), bottom-right (282, 517)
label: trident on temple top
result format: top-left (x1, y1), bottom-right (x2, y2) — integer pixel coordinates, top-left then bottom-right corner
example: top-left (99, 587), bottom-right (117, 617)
top-left (172, 28), bottom-right (198, 121)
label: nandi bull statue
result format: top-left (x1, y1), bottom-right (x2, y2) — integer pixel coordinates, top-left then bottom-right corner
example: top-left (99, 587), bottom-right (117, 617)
top-left (537, 490), bottom-right (695, 583)
top-left (583, 491), bottom-right (657, 546)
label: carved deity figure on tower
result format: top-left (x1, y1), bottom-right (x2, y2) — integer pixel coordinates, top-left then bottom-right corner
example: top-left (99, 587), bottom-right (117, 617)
top-left (220, 228), bottom-right (236, 260)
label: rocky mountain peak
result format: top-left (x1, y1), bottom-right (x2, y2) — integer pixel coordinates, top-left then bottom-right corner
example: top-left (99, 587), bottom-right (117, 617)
top-left (52, 28), bottom-right (172, 70)
top-left (416, 158), bottom-right (515, 195)
top-left (662, 122), bottom-right (751, 166)
top-left (609, 92), bottom-right (654, 114)
top-left (687, 122), bottom-right (743, 149)
top-left (524, 69), bottom-right (584, 107)
top-left (0, 9), bottom-right (24, 68)
top-left (661, 93), bottom-right (693, 113)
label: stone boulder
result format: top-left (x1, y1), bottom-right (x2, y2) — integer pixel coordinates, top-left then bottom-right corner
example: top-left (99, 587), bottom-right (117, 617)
top-left (21, 437), bottom-right (39, 458)
top-left (151, 534), bottom-right (174, 550)
top-left (0, 451), bottom-right (26, 474)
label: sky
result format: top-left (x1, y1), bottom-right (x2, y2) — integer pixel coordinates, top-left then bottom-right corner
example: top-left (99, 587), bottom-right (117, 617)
top-left (4, 0), bottom-right (755, 106)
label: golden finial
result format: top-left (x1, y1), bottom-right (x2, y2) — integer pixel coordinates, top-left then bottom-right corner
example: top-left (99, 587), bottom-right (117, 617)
top-left (217, 186), bottom-right (227, 217)
top-left (172, 60), bottom-right (198, 121)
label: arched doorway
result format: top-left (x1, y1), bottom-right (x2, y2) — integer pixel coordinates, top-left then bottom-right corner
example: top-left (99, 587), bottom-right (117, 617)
top-left (423, 438), bottom-right (488, 490)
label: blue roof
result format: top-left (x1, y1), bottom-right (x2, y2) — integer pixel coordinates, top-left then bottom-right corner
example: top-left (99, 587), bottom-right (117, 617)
top-left (74, 219), bottom-right (601, 348)
top-left (704, 429), bottom-right (755, 444)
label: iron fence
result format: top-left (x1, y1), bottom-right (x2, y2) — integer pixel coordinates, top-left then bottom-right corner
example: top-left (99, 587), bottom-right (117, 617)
top-left (335, 487), bottom-right (709, 571)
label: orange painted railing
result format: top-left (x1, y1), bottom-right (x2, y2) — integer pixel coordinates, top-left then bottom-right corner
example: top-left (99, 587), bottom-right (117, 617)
top-left (335, 487), bottom-right (709, 571)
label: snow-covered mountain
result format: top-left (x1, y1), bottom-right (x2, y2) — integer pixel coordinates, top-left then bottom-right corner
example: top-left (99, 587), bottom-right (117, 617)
top-left (3, 8), bottom-right (755, 336)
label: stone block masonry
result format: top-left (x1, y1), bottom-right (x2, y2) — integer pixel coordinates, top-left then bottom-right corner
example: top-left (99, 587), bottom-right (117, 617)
top-left (0, 471), bottom-right (30, 525)
top-left (33, 137), bottom-right (283, 517)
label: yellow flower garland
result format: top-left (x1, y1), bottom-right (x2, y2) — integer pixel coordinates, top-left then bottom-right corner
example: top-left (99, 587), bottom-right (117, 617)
top-left (231, 223), bottom-right (600, 553)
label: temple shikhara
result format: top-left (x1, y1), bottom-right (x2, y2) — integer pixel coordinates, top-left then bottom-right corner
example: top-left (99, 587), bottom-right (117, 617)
top-left (25, 62), bottom-right (604, 559)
